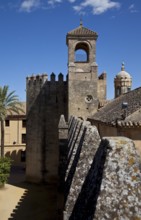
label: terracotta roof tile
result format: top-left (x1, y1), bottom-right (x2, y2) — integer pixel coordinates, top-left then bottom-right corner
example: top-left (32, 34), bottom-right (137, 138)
top-left (67, 25), bottom-right (98, 40)
top-left (90, 87), bottom-right (141, 126)
top-left (116, 121), bottom-right (141, 127)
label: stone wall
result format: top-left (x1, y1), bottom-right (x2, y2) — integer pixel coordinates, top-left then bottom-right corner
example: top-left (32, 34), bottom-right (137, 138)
top-left (26, 73), bottom-right (68, 183)
top-left (68, 65), bottom-right (99, 120)
top-left (67, 36), bottom-right (102, 120)
top-left (64, 116), bottom-right (141, 220)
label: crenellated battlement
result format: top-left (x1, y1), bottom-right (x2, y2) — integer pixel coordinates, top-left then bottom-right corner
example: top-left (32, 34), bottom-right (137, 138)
top-left (26, 73), bottom-right (48, 85)
top-left (98, 71), bottom-right (106, 80)
top-left (26, 72), bottom-right (68, 114)
top-left (49, 72), bottom-right (68, 82)
top-left (26, 72), bottom-right (67, 84)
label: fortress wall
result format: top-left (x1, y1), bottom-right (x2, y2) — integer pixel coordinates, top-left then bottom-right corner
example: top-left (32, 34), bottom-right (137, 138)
top-left (64, 116), bottom-right (101, 219)
top-left (26, 90), bottom-right (45, 182)
top-left (26, 74), bottom-right (48, 113)
top-left (26, 73), bottom-right (68, 184)
top-left (64, 116), bottom-right (141, 220)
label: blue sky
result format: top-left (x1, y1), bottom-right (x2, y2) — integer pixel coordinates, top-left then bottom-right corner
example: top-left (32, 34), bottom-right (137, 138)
top-left (0, 0), bottom-right (141, 100)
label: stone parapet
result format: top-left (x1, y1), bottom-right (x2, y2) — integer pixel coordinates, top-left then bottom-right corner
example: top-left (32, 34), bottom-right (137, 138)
top-left (64, 116), bottom-right (141, 219)
top-left (94, 137), bottom-right (141, 219)
top-left (64, 116), bottom-right (101, 219)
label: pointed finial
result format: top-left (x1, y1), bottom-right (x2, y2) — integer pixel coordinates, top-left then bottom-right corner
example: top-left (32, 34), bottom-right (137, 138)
top-left (80, 17), bottom-right (83, 26)
top-left (121, 61), bottom-right (125, 71)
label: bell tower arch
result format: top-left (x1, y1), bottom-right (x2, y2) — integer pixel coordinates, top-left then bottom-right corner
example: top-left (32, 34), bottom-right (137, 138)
top-left (75, 42), bottom-right (89, 62)
top-left (66, 22), bottom-right (99, 119)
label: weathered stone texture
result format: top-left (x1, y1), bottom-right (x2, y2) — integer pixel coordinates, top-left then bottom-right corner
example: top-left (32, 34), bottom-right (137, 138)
top-left (68, 138), bottom-right (108, 220)
top-left (64, 117), bottom-right (141, 220)
top-left (64, 117), bottom-right (101, 219)
top-left (94, 137), bottom-right (141, 220)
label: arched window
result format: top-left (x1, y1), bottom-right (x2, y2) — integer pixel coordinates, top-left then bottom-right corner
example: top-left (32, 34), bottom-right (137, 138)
top-left (75, 43), bottom-right (89, 62)
top-left (75, 49), bottom-right (87, 62)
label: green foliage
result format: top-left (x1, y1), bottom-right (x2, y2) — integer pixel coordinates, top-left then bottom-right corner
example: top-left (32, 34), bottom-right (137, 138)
top-left (0, 85), bottom-right (25, 157)
top-left (0, 85), bottom-right (24, 120)
top-left (0, 157), bottom-right (12, 185)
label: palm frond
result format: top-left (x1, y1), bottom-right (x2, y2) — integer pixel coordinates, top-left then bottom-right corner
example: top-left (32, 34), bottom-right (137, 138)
top-left (0, 85), bottom-right (24, 120)
top-left (0, 86), bottom-right (8, 105)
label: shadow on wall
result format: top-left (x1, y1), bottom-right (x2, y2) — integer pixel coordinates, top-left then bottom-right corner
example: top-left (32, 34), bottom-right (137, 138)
top-left (65, 139), bottom-right (109, 220)
top-left (67, 120), bottom-right (83, 170)
top-left (69, 139), bottom-right (109, 220)
top-left (65, 126), bottom-right (86, 203)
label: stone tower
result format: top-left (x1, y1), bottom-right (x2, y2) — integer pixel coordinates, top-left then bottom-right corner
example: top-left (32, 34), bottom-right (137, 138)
top-left (114, 63), bottom-right (132, 98)
top-left (67, 22), bottom-right (100, 120)
top-left (25, 22), bottom-right (106, 184)
top-left (26, 73), bottom-right (68, 183)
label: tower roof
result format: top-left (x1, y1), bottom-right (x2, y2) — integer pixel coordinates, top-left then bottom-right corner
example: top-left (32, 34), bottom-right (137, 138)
top-left (66, 23), bottom-right (98, 44)
top-left (116, 63), bottom-right (131, 79)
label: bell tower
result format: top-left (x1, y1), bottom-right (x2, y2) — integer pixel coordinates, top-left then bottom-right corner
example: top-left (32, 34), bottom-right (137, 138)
top-left (67, 22), bottom-right (99, 119)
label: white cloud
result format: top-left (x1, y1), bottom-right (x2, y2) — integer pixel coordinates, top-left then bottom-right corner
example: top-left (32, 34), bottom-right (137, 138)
top-left (128, 4), bottom-right (138, 13)
top-left (20, 0), bottom-right (41, 12)
top-left (48, 0), bottom-right (62, 5)
top-left (129, 4), bottom-right (134, 10)
top-left (73, 5), bottom-right (82, 12)
top-left (68, 0), bottom-right (76, 3)
top-left (73, 5), bottom-right (86, 15)
top-left (18, 0), bottom-right (120, 14)
top-left (73, 0), bottom-right (120, 15)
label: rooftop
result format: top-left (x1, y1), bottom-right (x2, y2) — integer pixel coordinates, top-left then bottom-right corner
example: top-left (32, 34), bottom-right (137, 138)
top-left (66, 23), bottom-right (98, 44)
top-left (89, 87), bottom-right (141, 127)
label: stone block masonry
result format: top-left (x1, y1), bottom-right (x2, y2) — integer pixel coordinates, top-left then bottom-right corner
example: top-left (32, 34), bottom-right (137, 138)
top-left (26, 73), bottom-right (68, 184)
top-left (64, 116), bottom-right (141, 220)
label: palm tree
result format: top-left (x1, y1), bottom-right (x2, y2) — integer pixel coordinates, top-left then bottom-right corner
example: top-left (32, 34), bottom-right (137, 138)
top-left (0, 85), bottom-right (24, 157)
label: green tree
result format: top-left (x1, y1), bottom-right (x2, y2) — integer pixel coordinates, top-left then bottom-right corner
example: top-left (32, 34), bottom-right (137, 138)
top-left (0, 85), bottom-right (24, 157)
